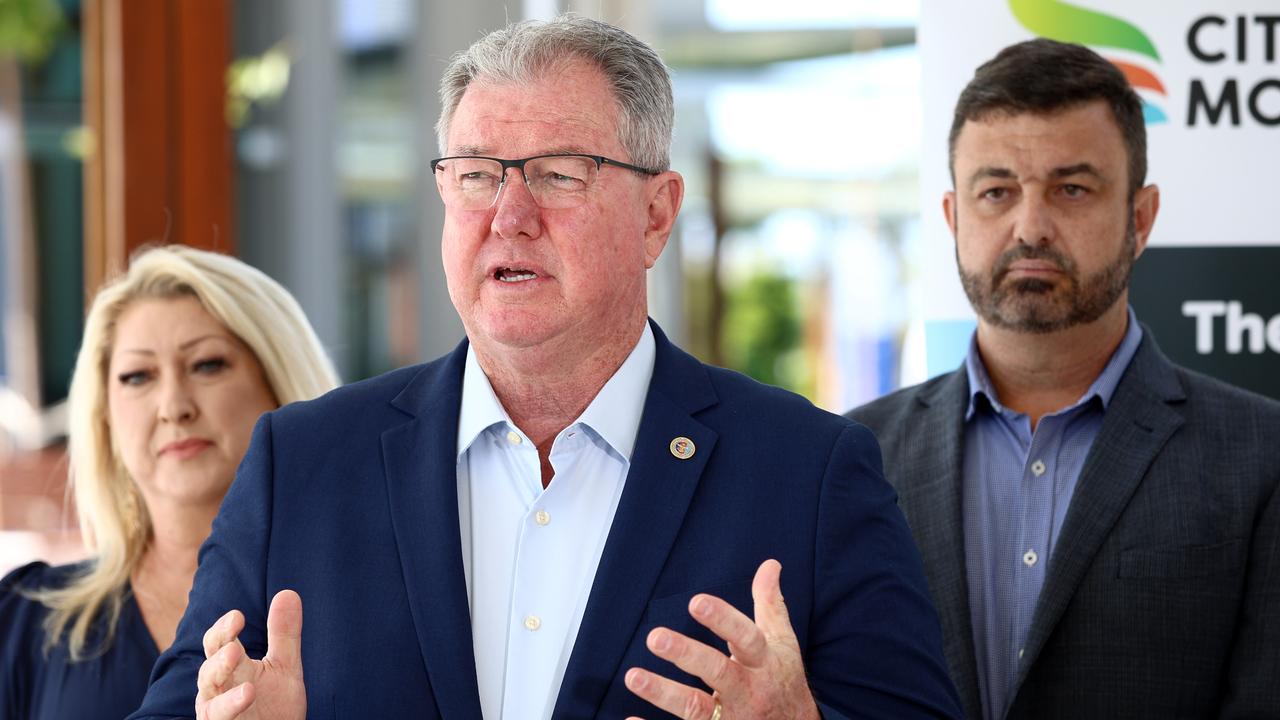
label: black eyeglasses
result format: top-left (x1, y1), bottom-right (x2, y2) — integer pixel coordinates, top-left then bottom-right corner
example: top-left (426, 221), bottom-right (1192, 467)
top-left (430, 153), bottom-right (661, 210)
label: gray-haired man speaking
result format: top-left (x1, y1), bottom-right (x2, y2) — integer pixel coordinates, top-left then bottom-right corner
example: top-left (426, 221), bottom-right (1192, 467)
top-left (131, 15), bottom-right (961, 720)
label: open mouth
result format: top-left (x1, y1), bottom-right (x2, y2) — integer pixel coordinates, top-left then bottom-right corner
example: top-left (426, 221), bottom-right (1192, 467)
top-left (495, 267), bottom-right (538, 283)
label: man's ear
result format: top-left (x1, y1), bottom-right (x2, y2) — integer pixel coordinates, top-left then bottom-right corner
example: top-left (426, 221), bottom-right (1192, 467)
top-left (943, 191), bottom-right (959, 240)
top-left (1131, 184), bottom-right (1160, 260)
top-left (643, 171), bottom-right (685, 268)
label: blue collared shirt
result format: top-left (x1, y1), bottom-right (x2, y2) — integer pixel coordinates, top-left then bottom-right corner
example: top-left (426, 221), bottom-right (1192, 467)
top-left (962, 309), bottom-right (1142, 720)
top-left (455, 324), bottom-right (655, 720)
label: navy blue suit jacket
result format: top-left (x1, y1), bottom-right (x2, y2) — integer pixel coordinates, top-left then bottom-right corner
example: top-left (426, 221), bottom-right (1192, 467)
top-left (132, 323), bottom-right (960, 719)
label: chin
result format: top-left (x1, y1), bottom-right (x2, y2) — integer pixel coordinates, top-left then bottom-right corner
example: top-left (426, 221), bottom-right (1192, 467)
top-left (991, 303), bottom-right (1074, 334)
top-left (471, 311), bottom-right (563, 349)
top-left (151, 486), bottom-right (232, 510)
top-left (161, 467), bottom-right (235, 503)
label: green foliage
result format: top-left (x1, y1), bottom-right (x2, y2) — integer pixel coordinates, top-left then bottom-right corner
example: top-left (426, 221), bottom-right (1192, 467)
top-left (0, 0), bottom-right (63, 63)
top-left (721, 270), bottom-right (809, 395)
top-left (226, 44), bottom-right (292, 128)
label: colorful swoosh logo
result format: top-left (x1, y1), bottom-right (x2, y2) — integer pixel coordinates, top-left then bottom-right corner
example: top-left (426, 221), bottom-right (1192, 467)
top-left (1009, 0), bottom-right (1167, 124)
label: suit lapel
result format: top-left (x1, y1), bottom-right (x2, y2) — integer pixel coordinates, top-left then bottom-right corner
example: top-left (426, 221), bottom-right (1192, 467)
top-left (552, 323), bottom-right (719, 718)
top-left (906, 371), bottom-right (984, 719)
top-left (1011, 335), bottom-right (1186, 699)
top-left (381, 343), bottom-right (484, 718)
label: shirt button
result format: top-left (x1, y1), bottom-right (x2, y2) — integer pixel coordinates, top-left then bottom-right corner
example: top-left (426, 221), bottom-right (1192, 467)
top-left (524, 615), bottom-right (541, 631)
top-left (507, 430), bottom-right (522, 445)
top-left (1018, 648), bottom-right (1025, 659)
top-left (535, 509), bottom-right (551, 526)
top-left (1023, 549), bottom-right (1038, 567)
top-left (1031, 459), bottom-right (1046, 476)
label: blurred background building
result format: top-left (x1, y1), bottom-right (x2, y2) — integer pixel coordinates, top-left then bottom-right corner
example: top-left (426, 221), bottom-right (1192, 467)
top-left (0, 0), bottom-right (924, 573)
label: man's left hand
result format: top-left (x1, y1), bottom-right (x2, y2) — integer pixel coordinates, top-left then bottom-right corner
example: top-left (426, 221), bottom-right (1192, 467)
top-left (624, 559), bottom-right (820, 720)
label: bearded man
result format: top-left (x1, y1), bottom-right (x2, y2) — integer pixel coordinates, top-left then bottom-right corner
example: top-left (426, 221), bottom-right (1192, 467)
top-left (847, 39), bottom-right (1280, 720)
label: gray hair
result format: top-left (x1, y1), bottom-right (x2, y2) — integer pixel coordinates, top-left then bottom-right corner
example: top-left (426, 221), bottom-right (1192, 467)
top-left (435, 14), bottom-right (674, 171)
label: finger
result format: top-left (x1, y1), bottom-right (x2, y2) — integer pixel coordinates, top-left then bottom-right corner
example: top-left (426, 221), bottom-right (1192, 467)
top-left (203, 681), bottom-right (255, 720)
top-left (265, 589), bottom-right (304, 668)
top-left (751, 559), bottom-right (797, 647)
top-left (203, 609), bottom-right (245, 659)
top-left (688, 591), bottom-right (768, 668)
top-left (625, 667), bottom-right (718, 720)
top-left (646, 627), bottom-right (747, 699)
top-left (197, 637), bottom-right (246, 699)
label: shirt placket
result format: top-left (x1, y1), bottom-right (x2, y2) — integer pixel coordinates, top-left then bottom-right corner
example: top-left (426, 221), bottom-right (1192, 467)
top-left (504, 426), bottom-right (593, 718)
top-left (502, 424), bottom-right (555, 717)
top-left (1014, 417), bottom-right (1056, 668)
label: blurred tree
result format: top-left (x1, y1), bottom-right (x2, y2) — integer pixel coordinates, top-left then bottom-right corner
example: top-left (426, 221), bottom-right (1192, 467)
top-left (0, 0), bottom-right (63, 62)
top-left (722, 270), bottom-right (806, 393)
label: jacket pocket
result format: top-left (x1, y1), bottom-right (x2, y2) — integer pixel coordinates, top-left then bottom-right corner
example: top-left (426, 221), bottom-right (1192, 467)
top-left (1117, 538), bottom-right (1246, 579)
top-left (643, 578), bottom-right (755, 623)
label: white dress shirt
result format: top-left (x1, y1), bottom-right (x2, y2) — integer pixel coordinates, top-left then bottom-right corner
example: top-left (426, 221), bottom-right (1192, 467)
top-left (456, 325), bottom-right (655, 720)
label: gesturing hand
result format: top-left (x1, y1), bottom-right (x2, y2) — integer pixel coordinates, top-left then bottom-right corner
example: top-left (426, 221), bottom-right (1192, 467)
top-left (196, 589), bottom-right (308, 720)
top-left (625, 559), bottom-right (820, 720)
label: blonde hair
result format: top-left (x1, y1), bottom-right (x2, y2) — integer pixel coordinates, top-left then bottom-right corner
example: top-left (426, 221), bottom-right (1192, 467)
top-left (32, 244), bottom-right (339, 659)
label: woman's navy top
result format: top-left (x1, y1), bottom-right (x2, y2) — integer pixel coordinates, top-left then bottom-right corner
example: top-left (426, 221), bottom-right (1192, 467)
top-left (0, 561), bottom-right (159, 720)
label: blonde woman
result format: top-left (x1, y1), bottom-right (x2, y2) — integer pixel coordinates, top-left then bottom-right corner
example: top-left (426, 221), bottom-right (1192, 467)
top-left (0, 245), bottom-right (338, 720)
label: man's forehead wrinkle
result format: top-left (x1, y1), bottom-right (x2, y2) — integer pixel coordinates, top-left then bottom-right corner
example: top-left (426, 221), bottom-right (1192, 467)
top-left (965, 162), bottom-right (1105, 189)
top-left (449, 116), bottom-right (608, 156)
top-left (455, 93), bottom-right (612, 134)
top-left (447, 143), bottom-right (600, 158)
top-left (958, 130), bottom-right (1116, 189)
top-left (967, 166), bottom-right (1016, 188)
top-left (1048, 162), bottom-right (1105, 177)
top-left (450, 103), bottom-right (618, 158)
top-left (475, 114), bottom-right (604, 133)
top-left (461, 64), bottom-right (619, 124)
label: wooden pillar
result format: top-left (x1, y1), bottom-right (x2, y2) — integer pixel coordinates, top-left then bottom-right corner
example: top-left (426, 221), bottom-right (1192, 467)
top-left (83, 0), bottom-right (234, 295)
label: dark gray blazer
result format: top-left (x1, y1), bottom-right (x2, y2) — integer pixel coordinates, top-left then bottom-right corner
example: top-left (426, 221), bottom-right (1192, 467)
top-left (847, 332), bottom-right (1280, 719)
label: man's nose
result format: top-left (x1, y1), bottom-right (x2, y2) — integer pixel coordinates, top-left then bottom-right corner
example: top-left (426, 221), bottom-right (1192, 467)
top-left (1013, 194), bottom-right (1055, 247)
top-left (491, 167), bottom-right (541, 240)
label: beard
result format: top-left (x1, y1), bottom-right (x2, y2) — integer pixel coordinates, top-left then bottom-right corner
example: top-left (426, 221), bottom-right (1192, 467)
top-left (956, 215), bottom-right (1136, 334)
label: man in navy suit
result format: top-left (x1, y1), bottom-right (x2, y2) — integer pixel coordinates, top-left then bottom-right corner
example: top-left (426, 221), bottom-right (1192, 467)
top-left (131, 15), bottom-right (959, 720)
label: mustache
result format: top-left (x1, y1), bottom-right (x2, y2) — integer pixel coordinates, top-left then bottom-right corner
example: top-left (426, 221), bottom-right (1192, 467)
top-left (991, 245), bottom-right (1074, 284)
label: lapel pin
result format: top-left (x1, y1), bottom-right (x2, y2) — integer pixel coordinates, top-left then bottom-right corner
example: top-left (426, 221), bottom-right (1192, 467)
top-left (669, 436), bottom-right (696, 460)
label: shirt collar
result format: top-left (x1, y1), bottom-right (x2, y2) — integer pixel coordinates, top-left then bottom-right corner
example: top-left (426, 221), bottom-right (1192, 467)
top-left (964, 306), bottom-right (1144, 420)
top-left (456, 323), bottom-right (656, 461)
top-left (574, 323), bottom-right (655, 462)
top-left (457, 344), bottom-right (512, 458)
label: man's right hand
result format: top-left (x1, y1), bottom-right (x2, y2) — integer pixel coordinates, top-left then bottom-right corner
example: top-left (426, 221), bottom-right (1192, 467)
top-left (196, 590), bottom-right (308, 720)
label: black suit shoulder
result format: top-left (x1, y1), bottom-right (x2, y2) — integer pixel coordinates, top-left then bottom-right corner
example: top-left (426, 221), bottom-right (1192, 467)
top-left (843, 370), bottom-right (964, 474)
top-left (1171, 363), bottom-right (1280, 423)
top-left (1114, 335), bottom-right (1280, 481)
top-left (1161, 364), bottom-right (1280, 507)
top-left (845, 372), bottom-right (956, 429)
